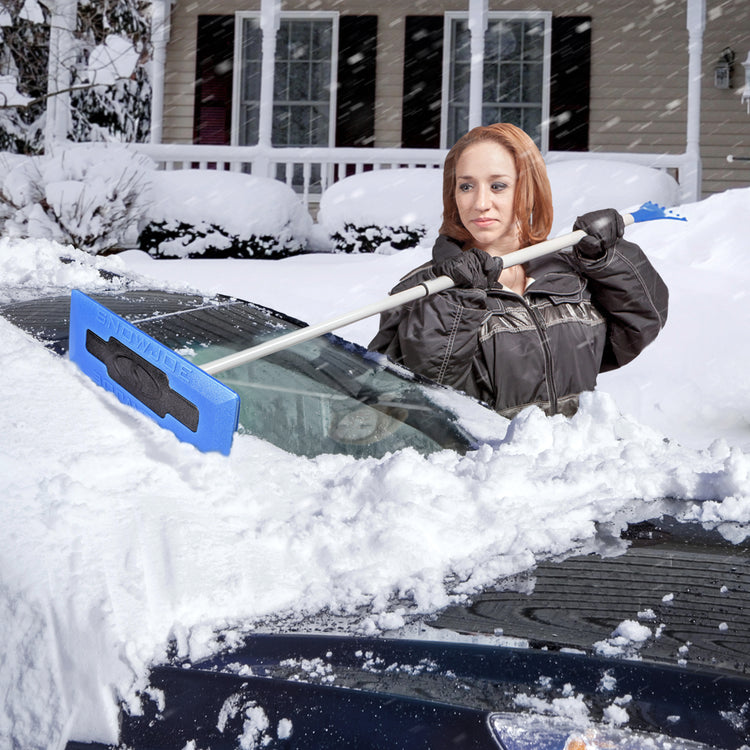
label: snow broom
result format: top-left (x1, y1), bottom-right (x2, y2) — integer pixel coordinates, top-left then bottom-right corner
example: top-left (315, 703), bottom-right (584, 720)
top-left (69, 202), bottom-right (685, 455)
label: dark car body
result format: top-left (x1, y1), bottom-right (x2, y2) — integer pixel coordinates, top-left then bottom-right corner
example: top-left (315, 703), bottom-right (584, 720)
top-left (59, 515), bottom-right (749, 750)
top-left (2, 290), bottom-right (748, 749)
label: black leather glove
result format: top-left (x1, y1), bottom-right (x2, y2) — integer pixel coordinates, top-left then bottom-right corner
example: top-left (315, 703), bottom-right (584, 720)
top-left (433, 247), bottom-right (503, 289)
top-left (573, 209), bottom-right (625, 259)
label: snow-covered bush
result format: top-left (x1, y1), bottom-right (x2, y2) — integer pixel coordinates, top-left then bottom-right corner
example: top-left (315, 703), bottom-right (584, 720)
top-left (328, 223), bottom-right (426, 254)
top-left (0, 145), bottom-right (154, 253)
top-left (0, 152), bottom-right (314, 259)
top-left (317, 168), bottom-right (443, 254)
top-left (138, 170), bottom-right (313, 259)
top-left (316, 160), bottom-right (679, 253)
top-left (546, 158), bottom-right (679, 237)
top-left (71, 4), bottom-right (153, 144)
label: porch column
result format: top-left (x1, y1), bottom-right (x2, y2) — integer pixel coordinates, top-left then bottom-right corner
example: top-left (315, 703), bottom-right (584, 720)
top-left (150, 0), bottom-right (171, 144)
top-left (683, 0), bottom-right (705, 202)
top-left (44, 0), bottom-right (77, 150)
top-left (468, 0), bottom-right (488, 130)
top-left (257, 0), bottom-right (281, 176)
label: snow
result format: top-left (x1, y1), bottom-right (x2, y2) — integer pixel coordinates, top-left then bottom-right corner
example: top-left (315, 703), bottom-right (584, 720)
top-left (593, 619), bottom-right (654, 659)
top-left (18, 0), bottom-right (44, 25)
top-left (1, 147), bottom-right (156, 253)
top-left (85, 35), bottom-right (139, 86)
top-left (0, 75), bottom-right (33, 107)
top-left (144, 169), bottom-right (314, 258)
top-left (2, 153), bottom-right (750, 748)
top-left (545, 158), bottom-right (681, 237)
top-left (316, 167), bottom-right (444, 251)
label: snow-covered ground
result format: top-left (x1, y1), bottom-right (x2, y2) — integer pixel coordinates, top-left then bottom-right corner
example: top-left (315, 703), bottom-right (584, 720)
top-left (1, 158), bottom-right (750, 748)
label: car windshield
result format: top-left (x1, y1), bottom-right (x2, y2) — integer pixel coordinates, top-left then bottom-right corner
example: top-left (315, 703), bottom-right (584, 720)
top-left (1, 291), bottom-right (477, 458)
top-left (147, 299), bottom-right (476, 457)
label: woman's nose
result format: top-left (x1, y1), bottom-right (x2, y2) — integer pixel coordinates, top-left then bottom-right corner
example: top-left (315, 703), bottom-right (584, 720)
top-left (474, 184), bottom-right (491, 210)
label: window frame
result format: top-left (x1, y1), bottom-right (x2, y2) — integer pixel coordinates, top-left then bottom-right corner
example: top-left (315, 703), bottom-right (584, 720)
top-left (231, 10), bottom-right (340, 148)
top-left (440, 10), bottom-right (552, 151)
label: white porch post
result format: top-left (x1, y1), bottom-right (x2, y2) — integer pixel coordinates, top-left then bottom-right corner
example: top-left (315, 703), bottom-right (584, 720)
top-left (44, 0), bottom-right (77, 151)
top-left (150, 0), bottom-right (171, 144)
top-left (467, 0), bottom-right (488, 130)
top-left (257, 0), bottom-right (281, 176)
top-left (683, 0), bottom-right (705, 202)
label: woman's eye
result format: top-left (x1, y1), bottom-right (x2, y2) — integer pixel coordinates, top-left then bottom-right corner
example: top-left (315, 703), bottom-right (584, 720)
top-left (491, 182), bottom-right (507, 191)
top-left (458, 182), bottom-right (473, 192)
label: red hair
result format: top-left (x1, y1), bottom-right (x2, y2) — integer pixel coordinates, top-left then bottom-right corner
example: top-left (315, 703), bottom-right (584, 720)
top-left (439, 123), bottom-right (554, 249)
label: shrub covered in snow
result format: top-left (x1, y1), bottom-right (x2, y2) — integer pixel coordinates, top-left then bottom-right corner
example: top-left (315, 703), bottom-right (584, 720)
top-left (138, 170), bottom-right (313, 259)
top-left (546, 158), bottom-right (679, 236)
top-left (0, 145), bottom-right (154, 254)
top-left (326, 222), bottom-right (427, 254)
top-left (0, 149), bottom-right (314, 259)
top-left (315, 159), bottom-right (679, 253)
top-left (317, 168), bottom-right (443, 254)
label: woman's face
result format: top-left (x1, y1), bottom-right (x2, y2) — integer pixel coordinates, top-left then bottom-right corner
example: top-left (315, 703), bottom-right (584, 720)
top-left (454, 140), bottom-right (519, 256)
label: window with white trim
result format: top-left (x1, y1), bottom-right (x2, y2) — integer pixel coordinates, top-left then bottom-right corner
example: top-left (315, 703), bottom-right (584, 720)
top-left (234, 11), bottom-right (338, 148)
top-left (442, 11), bottom-right (552, 150)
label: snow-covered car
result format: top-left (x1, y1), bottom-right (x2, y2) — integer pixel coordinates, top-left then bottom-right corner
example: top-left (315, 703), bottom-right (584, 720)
top-left (61, 516), bottom-right (748, 750)
top-left (0, 288), bottom-right (484, 458)
top-left (2, 287), bottom-right (749, 749)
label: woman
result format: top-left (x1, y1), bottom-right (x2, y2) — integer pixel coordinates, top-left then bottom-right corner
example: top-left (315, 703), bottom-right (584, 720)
top-left (369, 123), bottom-right (669, 418)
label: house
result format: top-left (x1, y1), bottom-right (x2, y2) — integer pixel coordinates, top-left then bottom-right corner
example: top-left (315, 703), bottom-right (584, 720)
top-left (145, 0), bottom-right (749, 206)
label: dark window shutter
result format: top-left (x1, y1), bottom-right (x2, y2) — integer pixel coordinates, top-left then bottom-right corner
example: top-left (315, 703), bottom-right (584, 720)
top-left (401, 16), bottom-right (444, 148)
top-left (336, 15), bottom-right (377, 147)
top-left (549, 16), bottom-right (591, 151)
top-left (194, 16), bottom-right (235, 145)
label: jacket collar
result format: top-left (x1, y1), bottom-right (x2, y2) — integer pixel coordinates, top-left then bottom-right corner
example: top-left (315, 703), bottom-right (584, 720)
top-left (524, 254), bottom-right (584, 297)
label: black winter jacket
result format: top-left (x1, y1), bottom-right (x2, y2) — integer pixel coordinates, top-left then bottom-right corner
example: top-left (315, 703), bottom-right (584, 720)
top-left (369, 234), bottom-right (669, 418)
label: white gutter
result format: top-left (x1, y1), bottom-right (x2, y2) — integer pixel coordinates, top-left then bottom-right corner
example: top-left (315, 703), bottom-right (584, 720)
top-left (467, 0), bottom-right (488, 130)
top-left (683, 0), bottom-right (705, 201)
top-left (256, 0), bottom-right (281, 176)
top-left (44, 0), bottom-right (77, 150)
top-left (150, 0), bottom-right (171, 144)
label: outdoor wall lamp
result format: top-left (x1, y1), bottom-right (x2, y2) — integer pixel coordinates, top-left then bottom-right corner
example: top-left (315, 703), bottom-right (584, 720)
top-left (713, 47), bottom-right (734, 88)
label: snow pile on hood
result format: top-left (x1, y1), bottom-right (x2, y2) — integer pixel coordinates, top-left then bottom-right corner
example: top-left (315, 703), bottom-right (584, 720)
top-left (1, 163), bottom-right (750, 748)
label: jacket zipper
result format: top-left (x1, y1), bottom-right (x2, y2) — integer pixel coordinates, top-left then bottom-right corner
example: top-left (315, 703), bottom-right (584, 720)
top-left (520, 294), bottom-right (558, 415)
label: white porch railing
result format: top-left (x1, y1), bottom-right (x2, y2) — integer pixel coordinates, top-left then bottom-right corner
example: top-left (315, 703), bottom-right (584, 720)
top-left (131, 143), bottom-right (697, 211)
top-left (132, 144), bottom-right (446, 212)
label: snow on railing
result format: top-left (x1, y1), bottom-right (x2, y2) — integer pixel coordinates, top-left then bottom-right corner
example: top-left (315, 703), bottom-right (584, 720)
top-left (131, 143), bottom-right (695, 210)
top-left (132, 143), bottom-right (446, 210)
top-left (546, 150), bottom-right (693, 202)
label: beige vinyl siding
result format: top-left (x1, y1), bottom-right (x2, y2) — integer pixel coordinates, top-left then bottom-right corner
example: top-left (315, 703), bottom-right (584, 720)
top-left (700, 1), bottom-right (750, 195)
top-left (162, 0), bottom-right (750, 197)
top-left (586, 2), bottom-right (690, 158)
top-left (371, 6), bottom-right (405, 146)
top-left (161, 1), bottom-right (201, 144)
